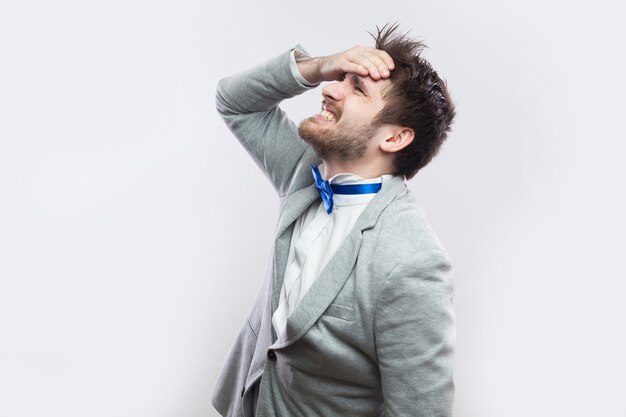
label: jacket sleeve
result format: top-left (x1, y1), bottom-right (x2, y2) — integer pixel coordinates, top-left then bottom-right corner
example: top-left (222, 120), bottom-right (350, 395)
top-left (374, 250), bottom-right (456, 417)
top-left (215, 44), bottom-right (320, 197)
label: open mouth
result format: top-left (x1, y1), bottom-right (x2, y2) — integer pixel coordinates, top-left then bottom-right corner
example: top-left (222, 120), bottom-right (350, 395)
top-left (317, 104), bottom-right (337, 122)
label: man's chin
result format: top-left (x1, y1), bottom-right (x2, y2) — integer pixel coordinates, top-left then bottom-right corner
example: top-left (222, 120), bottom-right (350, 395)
top-left (298, 117), bottom-right (330, 151)
top-left (299, 111), bottom-right (344, 144)
top-left (301, 115), bottom-right (324, 127)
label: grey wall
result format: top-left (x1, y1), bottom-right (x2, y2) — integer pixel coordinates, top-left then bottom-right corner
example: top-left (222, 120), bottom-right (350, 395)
top-left (1, 0), bottom-right (624, 416)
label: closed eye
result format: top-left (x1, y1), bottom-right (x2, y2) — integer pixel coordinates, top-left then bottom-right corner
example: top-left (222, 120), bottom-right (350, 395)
top-left (349, 74), bottom-right (368, 96)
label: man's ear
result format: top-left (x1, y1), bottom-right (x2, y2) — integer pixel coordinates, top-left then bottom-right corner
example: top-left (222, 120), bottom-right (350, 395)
top-left (380, 128), bottom-right (414, 154)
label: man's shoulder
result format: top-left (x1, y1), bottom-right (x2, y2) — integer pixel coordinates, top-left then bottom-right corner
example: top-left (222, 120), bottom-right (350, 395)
top-left (367, 188), bottom-right (449, 260)
top-left (358, 188), bottom-right (452, 294)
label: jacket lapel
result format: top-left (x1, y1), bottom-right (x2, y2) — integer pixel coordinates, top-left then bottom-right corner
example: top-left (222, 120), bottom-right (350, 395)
top-left (271, 174), bottom-right (407, 348)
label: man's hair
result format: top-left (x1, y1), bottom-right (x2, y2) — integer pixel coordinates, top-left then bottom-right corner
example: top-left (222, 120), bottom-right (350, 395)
top-left (369, 23), bottom-right (456, 179)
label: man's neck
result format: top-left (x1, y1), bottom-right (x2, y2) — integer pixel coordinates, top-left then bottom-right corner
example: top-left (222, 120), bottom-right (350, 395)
top-left (321, 158), bottom-right (394, 180)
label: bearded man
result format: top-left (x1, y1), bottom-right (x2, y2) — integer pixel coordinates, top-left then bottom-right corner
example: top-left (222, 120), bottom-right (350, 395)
top-left (211, 23), bottom-right (457, 417)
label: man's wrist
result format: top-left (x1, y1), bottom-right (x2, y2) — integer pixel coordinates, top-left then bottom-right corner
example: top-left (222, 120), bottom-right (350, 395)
top-left (289, 47), bottom-right (321, 87)
top-left (296, 56), bottom-right (322, 85)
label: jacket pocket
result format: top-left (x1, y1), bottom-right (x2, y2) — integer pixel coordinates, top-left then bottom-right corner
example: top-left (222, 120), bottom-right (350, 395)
top-left (323, 303), bottom-right (355, 322)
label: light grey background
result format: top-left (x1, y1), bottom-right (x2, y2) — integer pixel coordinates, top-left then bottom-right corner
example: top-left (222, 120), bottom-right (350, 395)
top-left (1, 0), bottom-right (624, 416)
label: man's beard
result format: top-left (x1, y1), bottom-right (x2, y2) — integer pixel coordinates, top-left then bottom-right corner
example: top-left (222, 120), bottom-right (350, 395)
top-left (297, 118), bottom-right (377, 161)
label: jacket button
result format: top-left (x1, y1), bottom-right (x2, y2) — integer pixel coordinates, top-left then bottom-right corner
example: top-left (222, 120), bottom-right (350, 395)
top-left (267, 349), bottom-right (277, 361)
top-left (241, 386), bottom-right (245, 398)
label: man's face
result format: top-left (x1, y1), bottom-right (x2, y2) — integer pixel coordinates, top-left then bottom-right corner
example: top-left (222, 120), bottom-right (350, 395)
top-left (298, 73), bottom-right (392, 161)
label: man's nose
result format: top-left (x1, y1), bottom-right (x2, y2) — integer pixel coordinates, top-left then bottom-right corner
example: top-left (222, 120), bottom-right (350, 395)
top-left (321, 79), bottom-right (346, 103)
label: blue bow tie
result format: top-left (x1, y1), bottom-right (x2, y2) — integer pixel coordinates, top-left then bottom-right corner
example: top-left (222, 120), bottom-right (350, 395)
top-left (311, 164), bottom-right (382, 214)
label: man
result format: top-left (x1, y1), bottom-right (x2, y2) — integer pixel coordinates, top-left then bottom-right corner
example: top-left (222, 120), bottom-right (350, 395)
top-left (211, 23), bottom-right (456, 417)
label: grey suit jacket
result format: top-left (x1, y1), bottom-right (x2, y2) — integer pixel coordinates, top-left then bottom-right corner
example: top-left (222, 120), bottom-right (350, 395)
top-left (211, 44), bottom-right (455, 417)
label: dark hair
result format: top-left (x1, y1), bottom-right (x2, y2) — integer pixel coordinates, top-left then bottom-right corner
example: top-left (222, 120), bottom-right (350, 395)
top-left (369, 22), bottom-right (456, 179)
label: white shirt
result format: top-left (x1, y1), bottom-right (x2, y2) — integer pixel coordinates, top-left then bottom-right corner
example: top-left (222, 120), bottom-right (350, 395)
top-left (271, 163), bottom-right (393, 342)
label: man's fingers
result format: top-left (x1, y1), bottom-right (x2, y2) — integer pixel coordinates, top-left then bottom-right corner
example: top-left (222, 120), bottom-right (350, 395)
top-left (345, 46), bottom-right (395, 80)
top-left (378, 50), bottom-right (395, 71)
top-left (322, 46), bottom-right (396, 82)
top-left (343, 61), bottom-right (369, 78)
top-left (362, 51), bottom-right (393, 79)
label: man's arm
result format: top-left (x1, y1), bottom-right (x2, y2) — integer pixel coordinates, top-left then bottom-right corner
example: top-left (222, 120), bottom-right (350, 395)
top-left (374, 251), bottom-right (456, 417)
top-left (215, 44), bottom-right (395, 196)
top-left (215, 45), bottom-right (319, 196)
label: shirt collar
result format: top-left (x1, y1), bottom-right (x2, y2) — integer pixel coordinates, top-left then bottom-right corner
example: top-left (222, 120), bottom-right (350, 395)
top-left (319, 163), bottom-right (394, 207)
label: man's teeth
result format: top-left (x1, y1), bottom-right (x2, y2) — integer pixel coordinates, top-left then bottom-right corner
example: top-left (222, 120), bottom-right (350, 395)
top-left (319, 108), bottom-right (336, 122)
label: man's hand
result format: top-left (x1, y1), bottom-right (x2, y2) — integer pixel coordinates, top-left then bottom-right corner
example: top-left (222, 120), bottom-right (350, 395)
top-left (297, 45), bottom-right (395, 85)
